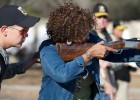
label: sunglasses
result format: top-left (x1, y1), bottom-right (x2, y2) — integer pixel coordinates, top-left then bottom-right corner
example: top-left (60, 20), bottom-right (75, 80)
top-left (9, 26), bottom-right (29, 37)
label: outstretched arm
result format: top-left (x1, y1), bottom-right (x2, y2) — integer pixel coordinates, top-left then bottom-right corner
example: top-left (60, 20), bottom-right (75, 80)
top-left (104, 49), bottom-right (140, 63)
top-left (3, 52), bottom-right (39, 79)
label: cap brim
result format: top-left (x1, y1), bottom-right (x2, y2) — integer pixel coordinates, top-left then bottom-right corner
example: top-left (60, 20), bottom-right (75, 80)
top-left (94, 12), bottom-right (108, 17)
top-left (17, 15), bottom-right (40, 28)
top-left (115, 25), bottom-right (126, 30)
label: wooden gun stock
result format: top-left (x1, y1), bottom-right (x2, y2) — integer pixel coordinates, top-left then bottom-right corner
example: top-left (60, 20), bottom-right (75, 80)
top-left (56, 40), bottom-right (140, 61)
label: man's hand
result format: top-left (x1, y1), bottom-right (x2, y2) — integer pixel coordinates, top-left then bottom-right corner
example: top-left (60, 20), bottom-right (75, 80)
top-left (23, 52), bottom-right (40, 71)
top-left (31, 52), bottom-right (40, 63)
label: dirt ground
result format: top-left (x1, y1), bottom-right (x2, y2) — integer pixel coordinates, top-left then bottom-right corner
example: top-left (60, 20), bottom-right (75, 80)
top-left (0, 67), bottom-right (42, 100)
top-left (0, 68), bottom-right (140, 100)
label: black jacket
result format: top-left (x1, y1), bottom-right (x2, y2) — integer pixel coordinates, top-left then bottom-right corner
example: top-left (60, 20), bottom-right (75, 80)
top-left (0, 53), bottom-right (7, 89)
top-left (114, 65), bottom-right (136, 82)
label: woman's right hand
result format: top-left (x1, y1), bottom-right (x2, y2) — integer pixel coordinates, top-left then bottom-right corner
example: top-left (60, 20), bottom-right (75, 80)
top-left (82, 41), bottom-right (117, 64)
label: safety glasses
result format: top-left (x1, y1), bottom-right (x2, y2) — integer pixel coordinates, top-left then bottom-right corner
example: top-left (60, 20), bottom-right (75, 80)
top-left (9, 26), bottom-right (29, 37)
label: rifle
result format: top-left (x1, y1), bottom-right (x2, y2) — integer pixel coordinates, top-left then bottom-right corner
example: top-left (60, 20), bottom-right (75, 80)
top-left (56, 39), bottom-right (140, 61)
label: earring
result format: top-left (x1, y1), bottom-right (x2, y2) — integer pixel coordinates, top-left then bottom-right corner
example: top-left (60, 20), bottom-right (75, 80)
top-left (46, 34), bottom-right (51, 39)
top-left (66, 40), bottom-right (72, 45)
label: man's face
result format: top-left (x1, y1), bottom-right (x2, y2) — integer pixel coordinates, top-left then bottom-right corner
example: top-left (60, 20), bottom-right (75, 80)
top-left (94, 16), bottom-right (108, 30)
top-left (113, 29), bottom-right (124, 39)
top-left (5, 25), bottom-right (29, 48)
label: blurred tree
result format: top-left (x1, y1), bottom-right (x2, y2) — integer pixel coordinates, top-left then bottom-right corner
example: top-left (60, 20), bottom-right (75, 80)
top-left (106, 0), bottom-right (140, 21)
top-left (0, 0), bottom-right (140, 21)
top-left (0, 0), bottom-right (28, 7)
top-left (0, 0), bottom-right (11, 6)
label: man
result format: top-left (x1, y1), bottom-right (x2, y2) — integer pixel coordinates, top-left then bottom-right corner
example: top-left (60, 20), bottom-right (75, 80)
top-left (111, 20), bottom-right (126, 41)
top-left (91, 3), bottom-right (115, 100)
top-left (0, 5), bottom-right (40, 89)
top-left (111, 20), bottom-right (137, 100)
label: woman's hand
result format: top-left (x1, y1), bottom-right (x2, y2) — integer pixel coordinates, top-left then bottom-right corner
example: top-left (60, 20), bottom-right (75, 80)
top-left (82, 41), bottom-right (117, 64)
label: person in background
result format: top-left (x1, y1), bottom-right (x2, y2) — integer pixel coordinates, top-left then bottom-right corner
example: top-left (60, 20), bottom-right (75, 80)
top-left (91, 3), bottom-right (115, 100)
top-left (0, 5), bottom-right (40, 90)
top-left (111, 20), bottom-right (137, 100)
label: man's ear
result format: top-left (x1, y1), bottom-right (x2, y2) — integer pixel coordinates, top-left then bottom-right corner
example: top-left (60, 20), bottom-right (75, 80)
top-left (0, 26), bottom-right (8, 36)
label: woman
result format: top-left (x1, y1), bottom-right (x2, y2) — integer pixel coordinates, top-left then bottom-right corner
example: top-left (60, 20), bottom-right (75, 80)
top-left (38, 2), bottom-right (140, 100)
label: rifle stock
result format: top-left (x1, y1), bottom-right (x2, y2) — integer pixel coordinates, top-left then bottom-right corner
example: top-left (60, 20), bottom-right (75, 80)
top-left (56, 40), bottom-right (140, 61)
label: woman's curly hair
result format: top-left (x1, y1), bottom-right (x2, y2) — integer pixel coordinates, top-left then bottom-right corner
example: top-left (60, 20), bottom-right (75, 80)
top-left (47, 2), bottom-right (95, 43)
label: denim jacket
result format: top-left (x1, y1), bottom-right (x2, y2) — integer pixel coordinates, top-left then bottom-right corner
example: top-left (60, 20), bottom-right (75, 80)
top-left (38, 34), bottom-right (140, 100)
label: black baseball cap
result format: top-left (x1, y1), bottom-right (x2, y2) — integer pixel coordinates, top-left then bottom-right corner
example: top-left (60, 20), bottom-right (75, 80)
top-left (91, 3), bottom-right (109, 17)
top-left (113, 20), bottom-right (126, 30)
top-left (0, 5), bottom-right (40, 27)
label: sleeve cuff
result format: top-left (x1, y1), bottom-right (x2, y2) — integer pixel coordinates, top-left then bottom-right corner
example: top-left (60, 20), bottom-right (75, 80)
top-left (74, 56), bottom-right (85, 67)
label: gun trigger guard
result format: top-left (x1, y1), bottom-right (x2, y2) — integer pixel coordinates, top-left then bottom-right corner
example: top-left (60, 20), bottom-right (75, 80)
top-left (113, 49), bottom-right (123, 54)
